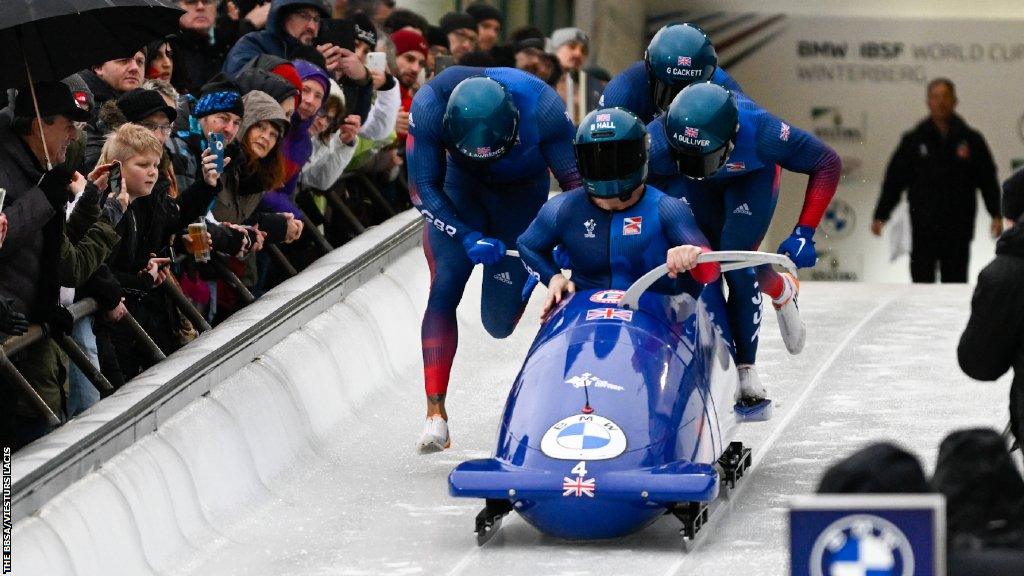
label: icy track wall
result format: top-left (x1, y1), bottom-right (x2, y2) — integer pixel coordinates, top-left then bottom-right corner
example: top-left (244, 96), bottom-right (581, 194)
top-left (10, 212), bottom-right (428, 576)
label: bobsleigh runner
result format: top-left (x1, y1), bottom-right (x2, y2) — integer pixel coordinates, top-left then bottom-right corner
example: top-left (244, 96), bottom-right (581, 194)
top-left (449, 251), bottom-right (797, 544)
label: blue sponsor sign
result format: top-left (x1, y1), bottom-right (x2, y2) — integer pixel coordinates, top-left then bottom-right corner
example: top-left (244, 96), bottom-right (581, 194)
top-left (789, 494), bottom-right (945, 576)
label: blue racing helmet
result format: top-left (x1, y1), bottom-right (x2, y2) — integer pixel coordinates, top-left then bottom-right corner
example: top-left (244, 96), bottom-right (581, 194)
top-left (664, 82), bottom-right (738, 180)
top-left (443, 76), bottom-right (520, 161)
top-left (574, 107), bottom-right (649, 200)
top-left (645, 23), bottom-right (718, 113)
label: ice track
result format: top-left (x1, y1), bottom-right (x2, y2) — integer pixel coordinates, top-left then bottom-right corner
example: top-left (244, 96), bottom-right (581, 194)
top-left (12, 245), bottom-right (1011, 575)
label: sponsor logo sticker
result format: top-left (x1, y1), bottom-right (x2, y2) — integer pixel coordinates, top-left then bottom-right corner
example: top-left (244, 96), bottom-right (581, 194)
top-left (589, 289), bottom-right (624, 304)
top-left (622, 216), bottom-right (642, 236)
top-left (565, 372), bottom-right (625, 392)
top-left (811, 514), bottom-right (915, 576)
top-left (541, 414), bottom-right (627, 460)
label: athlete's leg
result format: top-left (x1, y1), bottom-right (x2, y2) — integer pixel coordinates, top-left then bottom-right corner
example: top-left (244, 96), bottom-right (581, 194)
top-left (421, 225), bottom-right (474, 417)
top-left (719, 168), bottom-right (780, 366)
top-left (418, 175), bottom-right (486, 442)
top-left (477, 178), bottom-right (550, 338)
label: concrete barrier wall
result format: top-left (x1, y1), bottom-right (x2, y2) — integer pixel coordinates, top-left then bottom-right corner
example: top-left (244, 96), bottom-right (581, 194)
top-left (11, 242), bottom-right (431, 576)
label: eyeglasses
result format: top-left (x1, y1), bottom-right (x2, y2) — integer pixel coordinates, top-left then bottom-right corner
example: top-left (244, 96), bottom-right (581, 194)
top-left (292, 11), bottom-right (322, 25)
top-left (180, 0), bottom-right (219, 6)
top-left (141, 122), bottom-right (174, 135)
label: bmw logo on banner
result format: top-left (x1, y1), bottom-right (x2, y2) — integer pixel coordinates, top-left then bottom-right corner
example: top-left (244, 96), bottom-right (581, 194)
top-left (541, 414), bottom-right (627, 460)
top-left (789, 494), bottom-right (946, 576)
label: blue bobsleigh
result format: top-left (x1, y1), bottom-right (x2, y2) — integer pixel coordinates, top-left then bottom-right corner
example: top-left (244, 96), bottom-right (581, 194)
top-left (448, 252), bottom-right (794, 543)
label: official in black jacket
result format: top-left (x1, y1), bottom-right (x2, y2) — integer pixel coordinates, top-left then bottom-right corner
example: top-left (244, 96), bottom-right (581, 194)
top-left (958, 182), bottom-right (1024, 447)
top-left (872, 78), bottom-right (1001, 283)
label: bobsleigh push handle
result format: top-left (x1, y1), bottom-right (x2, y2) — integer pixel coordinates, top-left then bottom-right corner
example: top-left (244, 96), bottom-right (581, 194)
top-left (620, 250), bottom-right (797, 310)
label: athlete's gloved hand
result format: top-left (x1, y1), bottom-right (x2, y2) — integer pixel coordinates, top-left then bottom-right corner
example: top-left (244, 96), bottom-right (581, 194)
top-left (777, 226), bottom-right (817, 269)
top-left (462, 232), bottom-right (507, 265)
top-left (552, 244), bottom-right (572, 269)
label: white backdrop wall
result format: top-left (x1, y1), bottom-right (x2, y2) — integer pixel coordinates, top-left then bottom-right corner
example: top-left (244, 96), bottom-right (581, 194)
top-left (646, 11), bottom-right (1024, 283)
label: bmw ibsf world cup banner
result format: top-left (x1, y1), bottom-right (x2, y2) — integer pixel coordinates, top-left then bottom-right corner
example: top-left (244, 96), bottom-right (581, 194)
top-left (788, 494), bottom-right (946, 576)
top-left (646, 12), bottom-right (1024, 282)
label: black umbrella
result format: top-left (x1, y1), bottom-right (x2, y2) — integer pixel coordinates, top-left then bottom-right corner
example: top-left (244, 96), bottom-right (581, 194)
top-left (0, 0), bottom-right (184, 167)
top-left (0, 0), bottom-right (185, 88)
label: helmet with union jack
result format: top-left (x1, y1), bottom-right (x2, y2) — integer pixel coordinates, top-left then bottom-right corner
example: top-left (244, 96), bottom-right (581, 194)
top-left (665, 82), bottom-right (738, 180)
top-left (574, 107), bottom-right (649, 200)
top-left (645, 23), bottom-right (718, 113)
top-left (443, 76), bottom-right (519, 162)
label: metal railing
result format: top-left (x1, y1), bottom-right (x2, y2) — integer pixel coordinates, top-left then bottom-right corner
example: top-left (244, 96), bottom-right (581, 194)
top-left (1, 278), bottom-right (211, 425)
top-left (10, 210), bottom-right (423, 523)
top-left (3, 171), bottom-right (410, 426)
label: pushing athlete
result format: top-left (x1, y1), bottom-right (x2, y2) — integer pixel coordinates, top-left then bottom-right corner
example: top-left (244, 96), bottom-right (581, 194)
top-left (648, 82), bottom-right (841, 417)
top-left (406, 66), bottom-right (581, 453)
top-left (600, 22), bottom-right (744, 124)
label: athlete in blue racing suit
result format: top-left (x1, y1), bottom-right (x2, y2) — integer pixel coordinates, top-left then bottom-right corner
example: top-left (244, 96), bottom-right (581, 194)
top-left (517, 107), bottom-right (720, 323)
top-left (648, 83), bottom-right (841, 414)
top-left (599, 22), bottom-right (744, 124)
top-left (406, 66), bottom-right (581, 453)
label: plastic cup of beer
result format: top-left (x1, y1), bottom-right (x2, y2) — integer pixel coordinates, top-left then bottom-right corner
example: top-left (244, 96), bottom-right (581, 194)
top-left (188, 221), bottom-right (211, 263)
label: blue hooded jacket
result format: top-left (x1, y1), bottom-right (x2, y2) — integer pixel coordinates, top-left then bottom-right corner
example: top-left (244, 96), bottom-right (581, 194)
top-left (222, 0), bottom-right (329, 75)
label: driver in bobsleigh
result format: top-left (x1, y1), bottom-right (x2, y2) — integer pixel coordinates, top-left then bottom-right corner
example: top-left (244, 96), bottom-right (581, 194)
top-left (518, 108), bottom-right (780, 401)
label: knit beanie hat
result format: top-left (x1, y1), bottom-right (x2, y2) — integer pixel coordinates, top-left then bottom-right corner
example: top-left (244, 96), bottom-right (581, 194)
top-left (240, 90), bottom-right (290, 141)
top-left (465, 2), bottom-right (503, 25)
top-left (116, 88), bottom-right (178, 123)
top-left (193, 78), bottom-right (244, 119)
top-left (292, 59), bottom-right (330, 97)
top-left (233, 68), bottom-right (299, 106)
top-left (439, 11), bottom-right (476, 37)
top-left (61, 72), bottom-right (95, 112)
top-left (351, 12), bottom-right (378, 48)
top-left (391, 29), bottom-right (428, 59)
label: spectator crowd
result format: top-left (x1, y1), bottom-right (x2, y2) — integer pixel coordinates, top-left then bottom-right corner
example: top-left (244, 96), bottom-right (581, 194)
top-left (0, 0), bottom-right (601, 451)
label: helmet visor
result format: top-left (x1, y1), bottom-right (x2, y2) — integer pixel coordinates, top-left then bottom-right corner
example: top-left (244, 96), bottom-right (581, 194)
top-left (575, 139), bottom-right (647, 182)
top-left (670, 141), bottom-right (733, 180)
top-left (651, 78), bottom-right (684, 113)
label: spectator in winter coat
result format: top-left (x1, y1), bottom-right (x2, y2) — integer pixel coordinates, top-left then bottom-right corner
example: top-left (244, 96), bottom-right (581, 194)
top-left (223, 0), bottom-right (350, 76)
top-left (78, 52), bottom-right (146, 125)
top-left (959, 176), bottom-right (1024, 448)
top-left (172, 0), bottom-right (235, 95)
top-left (0, 82), bottom-right (124, 449)
top-left (390, 29), bottom-right (427, 145)
top-left (258, 58), bottom-right (328, 219)
top-left (302, 79), bottom-right (358, 191)
top-left (214, 90), bottom-right (294, 243)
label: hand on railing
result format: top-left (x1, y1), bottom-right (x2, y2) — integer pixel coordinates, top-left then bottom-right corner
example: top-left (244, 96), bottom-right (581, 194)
top-left (105, 298), bottom-right (128, 323)
top-left (0, 296), bottom-right (28, 336)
